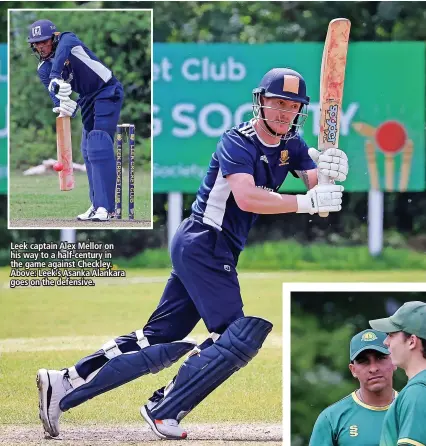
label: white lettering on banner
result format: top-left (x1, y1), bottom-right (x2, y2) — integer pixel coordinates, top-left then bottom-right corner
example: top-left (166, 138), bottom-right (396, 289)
top-left (181, 57), bottom-right (246, 81)
top-left (153, 57), bottom-right (173, 82)
top-left (199, 103), bottom-right (232, 137)
top-left (171, 103), bottom-right (244, 138)
top-left (154, 163), bottom-right (205, 179)
top-left (172, 104), bottom-right (197, 137)
top-left (309, 102), bottom-right (359, 136)
top-left (154, 102), bottom-right (359, 138)
top-left (182, 58), bottom-right (200, 81)
top-left (153, 104), bottom-right (162, 137)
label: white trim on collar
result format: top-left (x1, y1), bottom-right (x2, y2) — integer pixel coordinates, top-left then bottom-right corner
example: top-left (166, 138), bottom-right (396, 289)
top-left (250, 119), bottom-right (281, 148)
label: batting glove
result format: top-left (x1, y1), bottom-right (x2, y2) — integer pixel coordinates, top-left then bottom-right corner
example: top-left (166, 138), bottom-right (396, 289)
top-left (48, 78), bottom-right (72, 100)
top-left (309, 148), bottom-right (349, 182)
top-left (52, 98), bottom-right (77, 118)
top-left (296, 184), bottom-right (344, 215)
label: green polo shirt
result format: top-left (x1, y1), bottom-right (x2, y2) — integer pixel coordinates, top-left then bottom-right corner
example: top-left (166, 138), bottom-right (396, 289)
top-left (310, 391), bottom-right (396, 446)
top-left (380, 369), bottom-right (426, 446)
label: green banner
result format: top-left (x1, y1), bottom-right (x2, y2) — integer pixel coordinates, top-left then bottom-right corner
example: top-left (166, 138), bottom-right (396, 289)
top-left (0, 44), bottom-right (6, 194)
top-left (153, 42), bottom-right (425, 193)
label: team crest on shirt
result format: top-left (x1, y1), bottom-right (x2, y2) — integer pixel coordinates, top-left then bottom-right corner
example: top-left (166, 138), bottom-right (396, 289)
top-left (361, 332), bottom-right (378, 342)
top-left (279, 150), bottom-right (290, 166)
top-left (349, 425), bottom-right (359, 437)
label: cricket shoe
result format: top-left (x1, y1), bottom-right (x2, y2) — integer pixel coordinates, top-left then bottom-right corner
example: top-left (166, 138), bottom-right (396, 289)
top-left (36, 369), bottom-right (71, 438)
top-left (90, 207), bottom-right (111, 222)
top-left (140, 405), bottom-right (187, 440)
top-left (76, 204), bottom-right (95, 221)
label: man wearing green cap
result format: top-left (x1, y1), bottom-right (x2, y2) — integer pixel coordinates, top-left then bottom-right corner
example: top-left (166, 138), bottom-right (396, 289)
top-left (309, 329), bottom-right (397, 445)
top-left (370, 301), bottom-right (426, 446)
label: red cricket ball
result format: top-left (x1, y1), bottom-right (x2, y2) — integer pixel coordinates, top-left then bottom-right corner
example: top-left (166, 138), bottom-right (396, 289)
top-left (53, 162), bottom-right (64, 172)
top-left (375, 120), bottom-right (407, 154)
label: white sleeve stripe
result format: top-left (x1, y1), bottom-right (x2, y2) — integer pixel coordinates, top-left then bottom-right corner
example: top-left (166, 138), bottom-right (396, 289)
top-left (203, 168), bottom-right (231, 229)
top-left (70, 45), bottom-right (112, 83)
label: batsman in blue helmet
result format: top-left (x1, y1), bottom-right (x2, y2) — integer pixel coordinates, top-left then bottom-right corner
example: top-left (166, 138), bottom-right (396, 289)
top-left (36, 68), bottom-right (349, 440)
top-left (28, 19), bottom-right (124, 221)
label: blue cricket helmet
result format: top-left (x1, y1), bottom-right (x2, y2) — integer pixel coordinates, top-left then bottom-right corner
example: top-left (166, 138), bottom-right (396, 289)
top-left (252, 68), bottom-right (310, 140)
top-left (27, 19), bottom-right (57, 43)
top-left (253, 68), bottom-right (310, 105)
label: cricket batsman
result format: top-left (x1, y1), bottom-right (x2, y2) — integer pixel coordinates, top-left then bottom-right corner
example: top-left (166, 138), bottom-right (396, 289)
top-left (370, 301), bottom-right (426, 446)
top-left (37, 68), bottom-right (349, 440)
top-left (28, 19), bottom-right (123, 221)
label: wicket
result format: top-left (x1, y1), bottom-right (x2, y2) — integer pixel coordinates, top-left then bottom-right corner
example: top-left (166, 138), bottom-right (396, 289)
top-left (115, 123), bottom-right (135, 220)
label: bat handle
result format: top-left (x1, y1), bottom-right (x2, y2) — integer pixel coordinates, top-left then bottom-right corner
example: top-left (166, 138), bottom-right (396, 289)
top-left (317, 171), bottom-right (331, 218)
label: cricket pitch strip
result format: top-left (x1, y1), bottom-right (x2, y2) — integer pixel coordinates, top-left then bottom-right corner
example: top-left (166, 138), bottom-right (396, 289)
top-left (9, 218), bottom-right (152, 228)
top-left (0, 423), bottom-right (282, 445)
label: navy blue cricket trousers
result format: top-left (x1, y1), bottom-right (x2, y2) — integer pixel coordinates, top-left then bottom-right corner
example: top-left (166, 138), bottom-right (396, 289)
top-left (143, 216), bottom-right (245, 342)
top-left (73, 216), bottom-right (245, 379)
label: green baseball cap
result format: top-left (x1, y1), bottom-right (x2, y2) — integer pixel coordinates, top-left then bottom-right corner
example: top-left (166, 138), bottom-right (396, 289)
top-left (350, 329), bottom-right (389, 361)
top-left (369, 301), bottom-right (426, 339)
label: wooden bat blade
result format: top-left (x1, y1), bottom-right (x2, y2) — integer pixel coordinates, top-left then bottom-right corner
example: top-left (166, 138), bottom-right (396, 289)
top-left (318, 18), bottom-right (351, 152)
top-left (318, 18), bottom-right (351, 217)
top-left (56, 116), bottom-right (74, 191)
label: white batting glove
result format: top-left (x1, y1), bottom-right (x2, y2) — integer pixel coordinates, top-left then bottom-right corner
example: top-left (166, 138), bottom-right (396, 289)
top-left (52, 107), bottom-right (64, 117)
top-left (296, 184), bottom-right (344, 215)
top-left (52, 107), bottom-right (70, 118)
top-left (60, 98), bottom-right (77, 114)
top-left (52, 98), bottom-right (77, 118)
top-left (48, 78), bottom-right (72, 100)
top-left (309, 148), bottom-right (349, 182)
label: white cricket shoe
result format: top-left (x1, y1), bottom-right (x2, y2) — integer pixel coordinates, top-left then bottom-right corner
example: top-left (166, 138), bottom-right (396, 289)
top-left (76, 205), bottom-right (95, 221)
top-left (90, 207), bottom-right (110, 222)
top-left (36, 369), bottom-right (70, 438)
top-left (140, 405), bottom-right (187, 440)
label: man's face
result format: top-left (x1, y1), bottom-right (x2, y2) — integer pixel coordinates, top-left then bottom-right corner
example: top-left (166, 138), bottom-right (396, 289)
top-left (349, 350), bottom-right (395, 392)
top-left (33, 38), bottom-right (53, 59)
top-left (261, 97), bottom-right (301, 135)
top-left (384, 331), bottom-right (412, 368)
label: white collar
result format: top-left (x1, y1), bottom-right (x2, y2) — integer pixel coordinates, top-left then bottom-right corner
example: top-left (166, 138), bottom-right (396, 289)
top-left (250, 119), bottom-right (281, 148)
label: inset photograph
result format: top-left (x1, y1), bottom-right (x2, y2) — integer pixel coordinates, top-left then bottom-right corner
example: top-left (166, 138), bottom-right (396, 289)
top-left (8, 8), bottom-right (152, 228)
top-left (285, 283), bottom-right (426, 446)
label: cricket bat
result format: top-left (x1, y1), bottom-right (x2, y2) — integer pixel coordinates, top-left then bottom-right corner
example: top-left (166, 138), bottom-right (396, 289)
top-left (56, 115), bottom-right (74, 191)
top-left (318, 18), bottom-right (351, 217)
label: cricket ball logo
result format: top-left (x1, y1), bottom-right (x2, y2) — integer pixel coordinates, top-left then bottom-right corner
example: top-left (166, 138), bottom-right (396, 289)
top-left (353, 120), bottom-right (413, 192)
top-left (324, 104), bottom-right (339, 144)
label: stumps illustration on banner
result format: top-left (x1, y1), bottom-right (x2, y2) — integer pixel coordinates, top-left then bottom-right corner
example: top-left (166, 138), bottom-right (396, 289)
top-left (352, 120), bottom-right (413, 191)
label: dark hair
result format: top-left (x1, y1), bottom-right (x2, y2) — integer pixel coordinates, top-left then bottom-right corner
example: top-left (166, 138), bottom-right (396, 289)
top-left (402, 332), bottom-right (426, 359)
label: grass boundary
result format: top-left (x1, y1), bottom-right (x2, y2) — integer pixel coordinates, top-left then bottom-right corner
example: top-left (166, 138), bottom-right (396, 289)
top-left (113, 241), bottom-right (426, 270)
